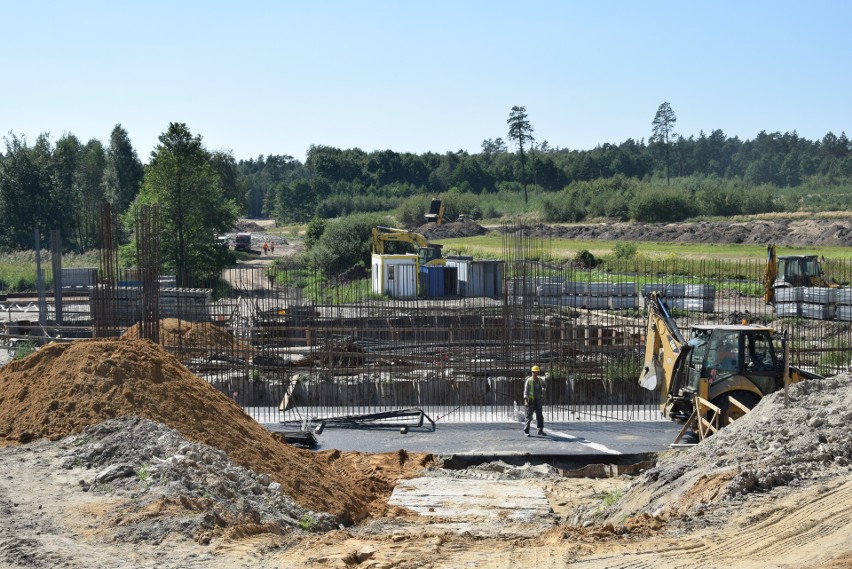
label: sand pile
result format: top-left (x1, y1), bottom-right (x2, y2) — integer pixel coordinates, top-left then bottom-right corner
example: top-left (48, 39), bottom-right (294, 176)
top-left (598, 374), bottom-right (852, 527)
top-left (0, 339), bottom-right (430, 523)
top-left (123, 318), bottom-right (253, 360)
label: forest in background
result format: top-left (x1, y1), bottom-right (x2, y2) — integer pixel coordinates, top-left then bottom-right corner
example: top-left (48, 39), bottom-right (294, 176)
top-left (2, 110), bottom-right (852, 277)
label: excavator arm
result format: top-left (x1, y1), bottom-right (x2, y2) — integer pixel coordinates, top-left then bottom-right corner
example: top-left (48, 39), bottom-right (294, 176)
top-left (639, 292), bottom-right (688, 399)
top-left (764, 244), bottom-right (777, 304)
top-left (371, 226), bottom-right (444, 266)
top-left (371, 226), bottom-right (429, 255)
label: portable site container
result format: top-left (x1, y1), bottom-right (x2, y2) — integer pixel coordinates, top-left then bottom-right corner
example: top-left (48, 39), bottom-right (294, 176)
top-left (371, 254), bottom-right (417, 298)
top-left (418, 265), bottom-right (459, 298)
top-left (445, 257), bottom-right (503, 298)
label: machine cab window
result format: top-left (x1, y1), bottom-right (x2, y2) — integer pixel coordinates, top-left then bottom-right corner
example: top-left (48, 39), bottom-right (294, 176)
top-left (744, 331), bottom-right (778, 372)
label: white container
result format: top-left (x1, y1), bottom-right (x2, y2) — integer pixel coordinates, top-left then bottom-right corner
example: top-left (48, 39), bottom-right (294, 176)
top-left (371, 254), bottom-right (417, 298)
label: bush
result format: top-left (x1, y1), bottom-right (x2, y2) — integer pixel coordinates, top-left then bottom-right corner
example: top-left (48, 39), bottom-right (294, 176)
top-left (629, 186), bottom-right (698, 222)
top-left (574, 250), bottom-right (599, 268)
top-left (305, 217), bottom-right (326, 250)
top-left (302, 212), bottom-right (388, 274)
top-left (613, 241), bottom-right (638, 259)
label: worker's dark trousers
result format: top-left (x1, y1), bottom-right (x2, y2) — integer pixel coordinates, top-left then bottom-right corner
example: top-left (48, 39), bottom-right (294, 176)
top-left (525, 399), bottom-right (543, 432)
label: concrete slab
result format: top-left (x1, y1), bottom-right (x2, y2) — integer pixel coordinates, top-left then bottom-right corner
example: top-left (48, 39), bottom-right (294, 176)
top-left (388, 477), bottom-right (552, 522)
top-left (266, 420), bottom-right (682, 462)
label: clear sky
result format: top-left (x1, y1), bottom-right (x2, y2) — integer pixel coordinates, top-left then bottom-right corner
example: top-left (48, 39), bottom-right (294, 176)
top-left (3, 1), bottom-right (850, 163)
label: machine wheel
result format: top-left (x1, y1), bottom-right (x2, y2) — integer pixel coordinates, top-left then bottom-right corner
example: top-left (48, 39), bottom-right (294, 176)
top-left (712, 391), bottom-right (761, 426)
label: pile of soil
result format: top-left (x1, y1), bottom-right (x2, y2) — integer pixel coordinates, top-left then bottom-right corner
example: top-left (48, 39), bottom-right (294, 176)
top-left (235, 220), bottom-right (267, 232)
top-left (0, 339), bottom-right (433, 524)
top-left (500, 217), bottom-right (852, 247)
top-left (123, 318), bottom-right (253, 360)
top-left (418, 220), bottom-right (489, 239)
top-left (595, 374), bottom-right (852, 528)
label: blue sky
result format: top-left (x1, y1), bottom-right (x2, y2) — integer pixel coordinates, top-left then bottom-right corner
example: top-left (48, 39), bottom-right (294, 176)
top-left (3, 1), bottom-right (850, 163)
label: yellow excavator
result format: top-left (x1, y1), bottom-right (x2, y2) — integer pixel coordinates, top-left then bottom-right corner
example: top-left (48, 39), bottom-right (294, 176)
top-left (371, 226), bottom-right (445, 270)
top-left (763, 244), bottom-right (839, 304)
top-left (640, 291), bottom-right (822, 428)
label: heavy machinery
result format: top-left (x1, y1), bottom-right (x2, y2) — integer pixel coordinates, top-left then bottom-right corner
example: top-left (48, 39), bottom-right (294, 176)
top-left (371, 226), bottom-right (445, 269)
top-left (425, 198), bottom-right (445, 225)
top-left (763, 244), bottom-right (838, 304)
top-left (235, 232), bottom-right (252, 252)
top-left (639, 291), bottom-right (822, 427)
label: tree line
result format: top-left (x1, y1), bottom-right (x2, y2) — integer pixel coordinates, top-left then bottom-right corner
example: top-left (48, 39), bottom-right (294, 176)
top-left (2, 104), bottom-right (851, 273)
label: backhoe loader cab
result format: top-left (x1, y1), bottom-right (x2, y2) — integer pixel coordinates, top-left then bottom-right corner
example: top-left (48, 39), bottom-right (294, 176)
top-left (666, 325), bottom-right (784, 421)
top-left (640, 291), bottom-right (820, 425)
top-left (764, 244), bottom-right (836, 304)
top-left (775, 255), bottom-right (826, 288)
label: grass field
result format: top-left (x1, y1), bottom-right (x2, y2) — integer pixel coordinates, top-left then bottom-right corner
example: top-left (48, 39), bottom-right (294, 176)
top-left (433, 235), bottom-right (852, 262)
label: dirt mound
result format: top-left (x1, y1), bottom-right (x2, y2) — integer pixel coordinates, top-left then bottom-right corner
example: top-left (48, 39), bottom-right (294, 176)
top-left (419, 220), bottom-right (488, 239)
top-left (502, 217), bottom-right (852, 247)
top-left (0, 339), bottom-right (432, 523)
top-left (599, 374), bottom-right (852, 527)
top-left (123, 318), bottom-right (253, 361)
top-left (235, 220), bottom-right (267, 232)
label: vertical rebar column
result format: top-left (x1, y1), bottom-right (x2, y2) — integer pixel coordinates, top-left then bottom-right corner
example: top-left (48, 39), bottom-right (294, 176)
top-left (34, 229), bottom-right (47, 335)
top-left (94, 203), bottom-right (120, 338)
top-left (136, 205), bottom-right (161, 343)
top-left (50, 230), bottom-right (63, 326)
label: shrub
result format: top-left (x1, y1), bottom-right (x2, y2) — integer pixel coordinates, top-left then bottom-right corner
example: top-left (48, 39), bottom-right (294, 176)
top-left (574, 250), bottom-right (599, 268)
top-left (613, 242), bottom-right (638, 259)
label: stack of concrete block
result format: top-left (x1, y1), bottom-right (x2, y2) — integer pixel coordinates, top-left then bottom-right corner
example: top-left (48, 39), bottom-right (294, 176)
top-left (642, 283), bottom-right (715, 313)
top-left (508, 276), bottom-right (562, 297)
top-left (801, 287), bottom-right (837, 320)
top-left (836, 289), bottom-right (852, 321)
top-left (774, 287), bottom-right (803, 318)
top-left (609, 282), bottom-right (639, 310)
top-left (159, 288), bottom-right (213, 322)
top-left (535, 282), bottom-right (638, 310)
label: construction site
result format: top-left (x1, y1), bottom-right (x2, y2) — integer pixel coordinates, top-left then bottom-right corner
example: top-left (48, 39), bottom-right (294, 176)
top-left (0, 213), bottom-right (851, 568)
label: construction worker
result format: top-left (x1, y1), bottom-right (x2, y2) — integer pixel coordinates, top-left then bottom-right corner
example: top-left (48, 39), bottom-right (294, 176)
top-left (523, 365), bottom-right (545, 436)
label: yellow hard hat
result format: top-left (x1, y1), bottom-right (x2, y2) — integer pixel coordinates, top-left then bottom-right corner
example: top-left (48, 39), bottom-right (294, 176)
top-left (531, 365), bottom-right (540, 373)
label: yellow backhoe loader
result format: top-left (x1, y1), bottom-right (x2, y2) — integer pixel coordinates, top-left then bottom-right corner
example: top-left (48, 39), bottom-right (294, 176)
top-left (763, 244), bottom-right (839, 304)
top-left (640, 291), bottom-right (822, 430)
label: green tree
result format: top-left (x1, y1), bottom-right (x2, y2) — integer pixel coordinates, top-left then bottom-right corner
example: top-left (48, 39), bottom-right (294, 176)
top-left (507, 105), bottom-right (535, 203)
top-left (303, 213), bottom-right (387, 274)
top-left (0, 134), bottom-right (56, 249)
top-left (138, 123), bottom-right (238, 284)
top-left (75, 139), bottom-right (107, 249)
top-left (651, 102), bottom-right (677, 186)
top-left (103, 124), bottom-right (144, 213)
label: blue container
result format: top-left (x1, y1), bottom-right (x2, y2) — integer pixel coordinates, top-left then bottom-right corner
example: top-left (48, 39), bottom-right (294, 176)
top-left (420, 266), bottom-right (445, 298)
